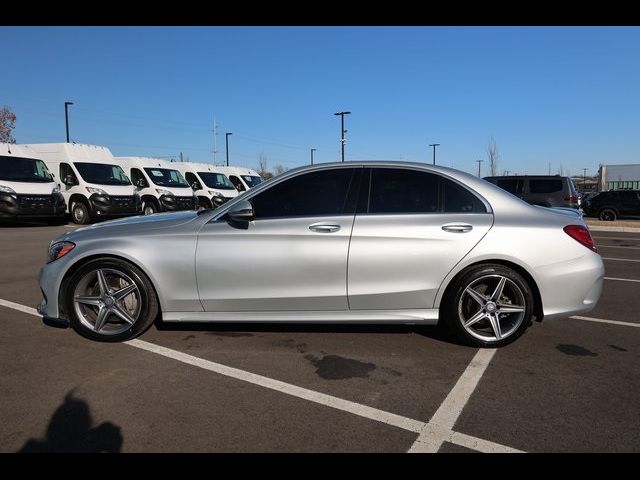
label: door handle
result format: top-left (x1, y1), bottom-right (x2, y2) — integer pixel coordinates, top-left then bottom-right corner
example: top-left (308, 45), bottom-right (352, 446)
top-left (309, 223), bottom-right (341, 233)
top-left (441, 223), bottom-right (473, 233)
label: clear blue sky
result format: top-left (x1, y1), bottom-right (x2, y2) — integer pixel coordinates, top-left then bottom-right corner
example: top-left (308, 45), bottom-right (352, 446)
top-left (2, 26), bottom-right (639, 177)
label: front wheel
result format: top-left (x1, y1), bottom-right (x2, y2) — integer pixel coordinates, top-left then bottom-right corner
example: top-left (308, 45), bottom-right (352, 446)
top-left (71, 201), bottom-right (91, 225)
top-left (442, 264), bottom-right (534, 347)
top-left (598, 208), bottom-right (617, 221)
top-left (142, 201), bottom-right (158, 216)
top-left (65, 258), bottom-right (159, 342)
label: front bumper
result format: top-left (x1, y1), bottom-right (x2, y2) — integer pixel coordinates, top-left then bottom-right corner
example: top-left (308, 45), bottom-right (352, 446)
top-left (89, 194), bottom-right (140, 217)
top-left (159, 195), bottom-right (197, 212)
top-left (0, 193), bottom-right (66, 219)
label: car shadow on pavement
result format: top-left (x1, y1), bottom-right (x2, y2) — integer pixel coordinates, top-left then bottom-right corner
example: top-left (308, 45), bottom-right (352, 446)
top-left (17, 390), bottom-right (123, 453)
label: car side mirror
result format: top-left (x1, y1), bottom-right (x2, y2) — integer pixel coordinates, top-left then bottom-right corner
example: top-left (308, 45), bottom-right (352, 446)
top-left (63, 175), bottom-right (77, 186)
top-left (135, 178), bottom-right (147, 188)
top-left (191, 182), bottom-right (200, 191)
top-left (227, 200), bottom-right (254, 223)
top-left (235, 184), bottom-right (246, 192)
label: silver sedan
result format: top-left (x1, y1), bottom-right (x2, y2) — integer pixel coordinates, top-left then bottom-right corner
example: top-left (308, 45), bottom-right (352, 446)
top-left (38, 162), bottom-right (604, 347)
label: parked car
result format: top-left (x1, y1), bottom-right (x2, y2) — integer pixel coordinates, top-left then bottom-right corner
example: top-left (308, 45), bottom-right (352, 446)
top-left (219, 166), bottom-right (263, 192)
top-left (483, 175), bottom-right (580, 209)
top-left (116, 157), bottom-right (197, 215)
top-left (38, 161), bottom-right (604, 347)
top-left (23, 143), bottom-right (140, 224)
top-left (583, 190), bottom-right (640, 221)
top-left (0, 143), bottom-right (66, 223)
top-left (174, 162), bottom-right (239, 209)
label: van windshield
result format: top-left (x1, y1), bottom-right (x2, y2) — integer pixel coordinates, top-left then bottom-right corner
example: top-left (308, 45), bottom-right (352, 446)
top-left (0, 156), bottom-right (53, 183)
top-left (74, 162), bottom-right (131, 186)
top-left (143, 168), bottom-right (189, 188)
top-left (241, 175), bottom-right (262, 188)
top-left (197, 172), bottom-right (236, 190)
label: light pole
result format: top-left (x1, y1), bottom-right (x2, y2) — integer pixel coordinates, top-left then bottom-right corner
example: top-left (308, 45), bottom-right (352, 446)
top-left (476, 159), bottom-right (484, 177)
top-left (310, 148), bottom-right (316, 165)
top-left (582, 168), bottom-right (588, 191)
top-left (429, 143), bottom-right (440, 165)
top-left (225, 132), bottom-right (232, 167)
top-left (64, 101), bottom-right (74, 143)
top-left (334, 111), bottom-right (351, 162)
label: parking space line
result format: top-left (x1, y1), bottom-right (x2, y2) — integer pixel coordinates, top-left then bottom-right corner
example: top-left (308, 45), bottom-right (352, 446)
top-left (602, 257), bottom-right (640, 263)
top-left (409, 349), bottom-right (499, 453)
top-left (593, 236), bottom-right (640, 241)
top-left (570, 315), bottom-right (640, 328)
top-left (1, 297), bottom-right (521, 454)
top-left (604, 277), bottom-right (640, 283)
top-left (597, 245), bottom-right (640, 250)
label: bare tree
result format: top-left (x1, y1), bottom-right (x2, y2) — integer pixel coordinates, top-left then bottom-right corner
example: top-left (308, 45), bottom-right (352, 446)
top-left (272, 164), bottom-right (288, 176)
top-left (0, 106), bottom-right (17, 143)
top-left (256, 152), bottom-right (269, 178)
top-left (487, 136), bottom-right (500, 176)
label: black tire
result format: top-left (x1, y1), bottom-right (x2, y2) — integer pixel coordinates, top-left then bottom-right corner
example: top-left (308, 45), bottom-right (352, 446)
top-left (198, 197), bottom-right (212, 211)
top-left (71, 201), bottom-right (91, 225)
top-left (142, 200), bottom-right (159, 216)
top-left (65, 258), bottom-right (159, 342)
top-left (441, 263), bottom-right (535, 348)
top-left (598, 208), bottom-right (617, 221)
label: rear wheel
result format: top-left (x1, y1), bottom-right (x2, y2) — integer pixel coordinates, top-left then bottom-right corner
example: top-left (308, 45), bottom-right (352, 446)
top-left (442, 264), bottom-right (534, 347)
top-left (65, 258), bottom-right (159, 342)
top-left (598, 208), bottom-right (617, 221)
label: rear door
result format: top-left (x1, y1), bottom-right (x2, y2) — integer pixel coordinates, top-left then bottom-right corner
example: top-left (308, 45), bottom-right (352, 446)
top-left (347, 167), bottom-right (493, 310)
top-left (619, 191), bottom-right (640, 217)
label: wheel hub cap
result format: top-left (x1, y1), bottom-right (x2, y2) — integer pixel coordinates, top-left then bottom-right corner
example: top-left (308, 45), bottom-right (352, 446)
top-left (485, 301), bottom-right (497, 313)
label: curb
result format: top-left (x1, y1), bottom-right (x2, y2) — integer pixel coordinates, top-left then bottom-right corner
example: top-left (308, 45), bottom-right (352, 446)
top-left (587, 226), bottom-right (640, 233)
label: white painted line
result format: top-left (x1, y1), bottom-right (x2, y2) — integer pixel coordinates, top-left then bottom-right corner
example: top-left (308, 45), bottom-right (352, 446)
top-left (409, 348), bottom-right (498, 453)
top-left (602, 257), bottom-right (640, 263)
top-left (604, 276), bottom-right (640, 283)
top-left (1, 297), bottom-right (521, 454)
top-left (588, 226), bottom-right (640, 233)
top-left (570, 315), bottom-right (640, 328)
top-left (0, 298), bottom-right (39, 316)
top-left (597, 244), bottom-right (640, 250)
top-left (593, 236), bottom-right (640, 241)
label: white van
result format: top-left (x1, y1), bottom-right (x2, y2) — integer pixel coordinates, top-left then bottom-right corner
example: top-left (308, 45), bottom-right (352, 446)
top-left (23, 143), bottom-right (140, 224)
top-left (116, 157), bottom-right (197, 215)
top-left (174, 162), bottom-right (238, 209)
top-left (0, 143), bottom-right (66, 223)
top-left (219, 166), bottom-right (263, 193)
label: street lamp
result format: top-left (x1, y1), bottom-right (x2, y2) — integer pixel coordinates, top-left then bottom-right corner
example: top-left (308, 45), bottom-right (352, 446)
top-left (310, 148), bottom-right (317, 165)
top-left (225, 132), bottom-right (232, 167)
top-left (64, 101), bottom-right (74, 143)
top-left (334, 111), bottom-right (351, 162)
top-left (429, 143), bottom-right (440, 165)
top-left (476, 159), bottom-right (484, 177)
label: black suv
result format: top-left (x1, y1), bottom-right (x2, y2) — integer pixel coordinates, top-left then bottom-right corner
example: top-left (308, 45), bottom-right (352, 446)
top-left (483, 175), bottom-right (580, 209)
top-left (582, 190), bottom-right (640, 221)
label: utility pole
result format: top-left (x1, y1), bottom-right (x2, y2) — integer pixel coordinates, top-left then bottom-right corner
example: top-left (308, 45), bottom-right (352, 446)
top-left (476, 159), bottom-right (484, 178)
top-left (179, 152), bottom-right (183, 163)
top-left (548, 162), bottom-right (551, 175)
top-left (504, 170), bottom-right (510, 176)
top-left (64, 101), bottom-right (73, 143)
top-left (310, 148), bottom-right (316, 165)
top-left (582, 168), bottom-right (588, 190)
top-left (212, 118), bottom-right (218, 164)
top-left (334, 111), bottom-right (351, 162)
top-left (429, 143), bottom-right (440, 165)
top-left (225, 132), bottom-right (232, 167)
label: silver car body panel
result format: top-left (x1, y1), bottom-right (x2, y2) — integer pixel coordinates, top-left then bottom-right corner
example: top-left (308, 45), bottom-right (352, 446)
top-left (38, 161), bottom-right (604, 326)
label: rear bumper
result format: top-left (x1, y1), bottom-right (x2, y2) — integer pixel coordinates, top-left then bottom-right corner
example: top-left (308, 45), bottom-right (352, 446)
top-left (0, 193), bottom-right (66, 218)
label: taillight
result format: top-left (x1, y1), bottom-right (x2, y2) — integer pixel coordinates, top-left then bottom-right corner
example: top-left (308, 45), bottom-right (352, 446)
top-left (564, 195), bottom-right (579, 202)
top-left (563, 225), bottom-right (597, 252)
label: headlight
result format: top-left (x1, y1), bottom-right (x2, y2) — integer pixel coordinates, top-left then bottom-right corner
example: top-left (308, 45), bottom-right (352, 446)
top-left (156, 189), bottom-right (174, 196)
top-left (52, 185), bottom-right (60, 194)
top-left (47, 241), bottom-right (75, 263)
top-left (208, 191), bottom-right (223, 198)
top-left (86, 187), bottom-right (108, 195)
top-left (0, 185), bottom-right (16, 194)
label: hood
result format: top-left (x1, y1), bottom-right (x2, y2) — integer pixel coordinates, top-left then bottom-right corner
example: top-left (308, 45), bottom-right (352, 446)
top-left (0, 180), bottom-right (58, 195)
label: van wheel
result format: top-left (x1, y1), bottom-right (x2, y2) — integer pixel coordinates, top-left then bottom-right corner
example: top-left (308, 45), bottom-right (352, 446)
top-left (598, 208), bottom-right (617, 221)
top-left (142, 201), bottom-right (158, 215)
top-left (71, 201), bottom-right (91, 225)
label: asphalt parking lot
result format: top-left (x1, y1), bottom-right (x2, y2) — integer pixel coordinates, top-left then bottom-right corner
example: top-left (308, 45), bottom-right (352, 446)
top-left (1, 219), bottom-right (639, 452)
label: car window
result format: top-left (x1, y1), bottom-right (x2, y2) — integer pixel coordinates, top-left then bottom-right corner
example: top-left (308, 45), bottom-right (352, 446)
top-left (229, 175), bottom-right (246, 192)
top-left (184, 172), bottom-right (202, 190)
top-left (530, 179), bottom-right (563, 194)
top-left (60, 163), bottom-right (76, 182)
top-left (369, 168), bottom-right (439, 214)
top-left (442, 178), bottom-right (487, 213)
top-left (251, 168), bottom-right (356, 219)
top-left (620, 191), bottom-right (640, 202)
top-left (495, 178), bottom-right (523, 195)
top-left (131, 168), bottom-right (148, 188)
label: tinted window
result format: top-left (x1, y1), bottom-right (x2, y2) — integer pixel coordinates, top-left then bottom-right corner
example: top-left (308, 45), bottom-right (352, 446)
top-left (143, 168), bottom-right (189, 188)
top-left (60, 163), bottom-right (76, 182)
top-left (0, 156), bottom-right (52, 182)
top-left (443, 179), bottom-right (486, 213)
top-left (241, 175), bottom-right (262, 188)
top-left (530, 179), bottom-right (563, 194)
top-left (252, 168), bottom-right (356, 218)
top-left (74, 163), bottom-right (130, 186)
top-left (198, 172), bottom-right (236, 190)
top-left (229, 175), bottom-right (246, 191)
top-left (369, 168), bottom-right (438, 214)
top-left (496, 178), bottom-right (523, 195)
top-left (620, 191), bottom-right (640, 202)
top-left (131, 168), bottom-right (148, 188)
top-left (184, 172), bottom-right (201, 190)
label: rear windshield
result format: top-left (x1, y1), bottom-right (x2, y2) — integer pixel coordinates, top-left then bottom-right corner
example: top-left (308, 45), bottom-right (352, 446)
top-left (529, 179), bottom-right (563, 194)
top-left (74, 162), bottom-right (131, 186)
top-left (198, 172), bottom-right (236, 190)
top-left (143, 168), bottom-right (189, 188)
top-left (0, 156), bottom-right (53, 183)
top-left (241, 175), bottom-right (262, 188)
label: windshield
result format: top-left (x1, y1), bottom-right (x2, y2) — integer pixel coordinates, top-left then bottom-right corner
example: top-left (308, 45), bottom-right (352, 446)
top-left (0, 156), bottom-right (53, 183)
top-left (242, 175), bottom-right (262, 188)
top-left (143, 167), bottom-right (189, 188)
top-left (198, 172), bottom-right (236, 190)
top-left (74, 162), bottom-right (131, 186)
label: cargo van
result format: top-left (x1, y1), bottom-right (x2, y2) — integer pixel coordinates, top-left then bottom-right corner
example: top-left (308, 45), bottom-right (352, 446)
top-left (483, 175), bottom-right (580, 209)
top-left (174, 162), bottom-right (238, 209)
top-left (24, 143), bottom-right (140, 224)
top-left (219, 166), bottom-right (263, 192)
top-left (116, 157), bottom-right (197, 215)
top-left (0, 143), bottom-right (66, 223)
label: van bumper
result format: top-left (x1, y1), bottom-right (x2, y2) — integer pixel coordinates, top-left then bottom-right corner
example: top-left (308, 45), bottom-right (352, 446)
top-left (89, 194), bottom-right (140, 218)
top-left (0, 193), bottom-right (66, 219)
top-left (159, 195), bottom-right (197, 212)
